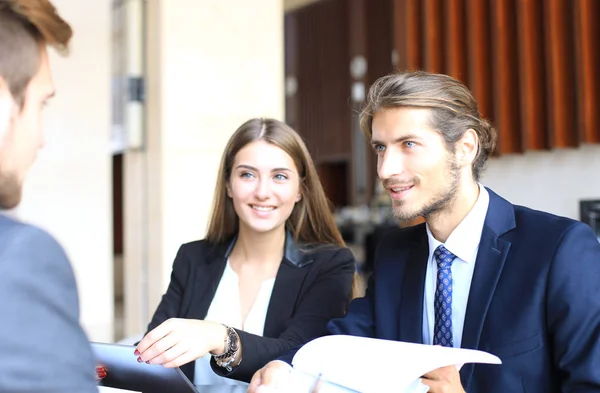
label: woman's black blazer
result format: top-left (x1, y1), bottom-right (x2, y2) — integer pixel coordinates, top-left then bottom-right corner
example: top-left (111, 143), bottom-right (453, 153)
top-left (146, 232), bottom-right (356, 383)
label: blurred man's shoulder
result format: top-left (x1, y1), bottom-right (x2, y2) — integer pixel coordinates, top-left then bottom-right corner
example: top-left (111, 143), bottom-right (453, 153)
top-left (0, 214), bottom-right (67, 265)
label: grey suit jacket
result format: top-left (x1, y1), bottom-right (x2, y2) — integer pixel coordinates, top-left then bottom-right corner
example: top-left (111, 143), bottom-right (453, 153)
top-left (0, 214), bottom-right (98, 393)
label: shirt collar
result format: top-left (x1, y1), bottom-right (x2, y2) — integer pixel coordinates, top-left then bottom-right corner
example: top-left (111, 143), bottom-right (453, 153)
top-left (426, 184), bottom-right (490, 264)
top-left (209, 229), bottom-right (316, 268)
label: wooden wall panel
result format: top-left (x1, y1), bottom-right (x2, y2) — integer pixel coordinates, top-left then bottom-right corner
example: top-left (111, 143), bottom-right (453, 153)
top-left (348, 0), bottom-right (369, 206)
top-left (492, 0), bottom-right (522, 153)
top-left (393, 0), bottom-right (423, 70)
top-left (516, 0), bottom-right (548, 150)
top-left (367, 0), bottom-right (394, 80)
top-left (422, 0), bottom-right (444, 73)
top-left (286, 0), bottom-right (351, 163)
top-left (545, 0), bottom-right (578, 148)
top-left (284, 13), bottom-right (299, 131)
top-left (444, 0), bottom-right (468, 84)
top-left (365, 0), bottom-right (394, 204)
top-left (466, 0), bottom-right (493, 122)
top-left (285, 0), bottom-right (599, 209)
top-left (391, 0), bottom-right (597, 154)
top-left (574, 0), bottom-right (600, 143)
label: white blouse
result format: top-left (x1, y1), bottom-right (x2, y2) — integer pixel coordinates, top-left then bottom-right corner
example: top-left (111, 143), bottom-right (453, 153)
top-left (193, 260), bottom-right (276, 390)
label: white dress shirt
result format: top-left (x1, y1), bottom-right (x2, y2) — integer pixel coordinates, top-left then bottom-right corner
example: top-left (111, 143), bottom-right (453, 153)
top-left (193, 260), bottom-right (276, 389)
top-left (422, 184), bottom-right (490, 348)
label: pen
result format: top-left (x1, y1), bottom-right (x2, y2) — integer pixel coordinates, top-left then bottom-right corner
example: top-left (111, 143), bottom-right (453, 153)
top-left (309, 373), bottom-right (322, 393)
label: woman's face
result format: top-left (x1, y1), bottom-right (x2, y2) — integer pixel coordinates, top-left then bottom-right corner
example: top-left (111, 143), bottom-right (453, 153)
top-left (228, 140), bottom-right (302, 236)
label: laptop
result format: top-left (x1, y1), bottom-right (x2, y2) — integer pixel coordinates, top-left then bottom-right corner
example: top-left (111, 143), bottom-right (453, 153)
top-left (92, 342), bottom-right (197, 393)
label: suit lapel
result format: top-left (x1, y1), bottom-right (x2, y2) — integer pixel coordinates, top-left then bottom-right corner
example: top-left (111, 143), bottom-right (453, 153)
top-left (460, 189), bottom-right (514, 389)
top-left (186, 250), bottom-right (228, 321)
top-left (398, 228), bottom-right (428, 344)
top-left (263, 260), bottom-right (310, 337)
top-left (264, 232), bottom-right (316, 337)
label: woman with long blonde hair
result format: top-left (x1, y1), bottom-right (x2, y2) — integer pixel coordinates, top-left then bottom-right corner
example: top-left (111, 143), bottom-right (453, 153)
top-left (134, 118), bottom-right (355, 390)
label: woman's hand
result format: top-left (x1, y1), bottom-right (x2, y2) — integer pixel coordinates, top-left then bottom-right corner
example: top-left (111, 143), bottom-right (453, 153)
top-left (95, 365), bottom-right (107, 381)
top-left (134, 318), bottom-right (227, 368)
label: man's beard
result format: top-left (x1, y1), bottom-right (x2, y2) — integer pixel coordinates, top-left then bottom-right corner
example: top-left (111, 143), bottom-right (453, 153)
top-left (0, 171), bottom-right (22, 210)
top-left (390, 160), bottom-right (461, 222)
top-left (0, 101), bottom-right (22, 210)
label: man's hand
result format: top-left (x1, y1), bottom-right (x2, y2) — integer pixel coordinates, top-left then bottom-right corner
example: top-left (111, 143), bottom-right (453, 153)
top-left (421, 365), bottom-right (466, 393)
top-left (135, 318), bottom-right (226, 367)
top-left (247, 360), bottom-right (293, 393)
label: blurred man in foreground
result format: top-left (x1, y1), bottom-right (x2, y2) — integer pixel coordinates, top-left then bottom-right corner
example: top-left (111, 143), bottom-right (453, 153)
top-left (0, 1), bottom-right (98, 392)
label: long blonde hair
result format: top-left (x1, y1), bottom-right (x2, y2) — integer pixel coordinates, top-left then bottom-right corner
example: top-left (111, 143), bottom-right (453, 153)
top-left (206, 118), bottom-right (345, 248)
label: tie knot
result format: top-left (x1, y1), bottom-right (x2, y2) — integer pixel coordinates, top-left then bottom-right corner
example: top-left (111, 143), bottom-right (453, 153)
top-left (434, 245), bottom-right (456, 269)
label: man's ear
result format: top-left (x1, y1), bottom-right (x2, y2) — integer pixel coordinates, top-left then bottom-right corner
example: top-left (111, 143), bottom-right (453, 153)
top-left (0, 84), bottom-right (14, 140)
top-left (457, 129), bottom-right (478, 167)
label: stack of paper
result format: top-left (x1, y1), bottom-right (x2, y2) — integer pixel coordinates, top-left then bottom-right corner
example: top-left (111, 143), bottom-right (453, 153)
top-left (288, 335), bottom-right (501, 393)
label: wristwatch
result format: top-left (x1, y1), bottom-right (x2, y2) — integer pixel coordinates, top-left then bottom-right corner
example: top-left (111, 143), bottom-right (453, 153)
top-left (213, 325), bottom-right (240, 372)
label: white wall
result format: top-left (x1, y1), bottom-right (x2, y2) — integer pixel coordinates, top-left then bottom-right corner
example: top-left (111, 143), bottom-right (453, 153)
top-left (482, 144), bottom-right (600, 219)
top-left (14, 0), bottom-right (113, 342)
top-left (157, 0), bottom-right (285, 283)
top-left (120, 0), bottom-right (285, 336)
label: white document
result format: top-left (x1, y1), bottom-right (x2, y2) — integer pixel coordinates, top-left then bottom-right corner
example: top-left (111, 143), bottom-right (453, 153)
top-left (289, 335), bottom-right (501, 393)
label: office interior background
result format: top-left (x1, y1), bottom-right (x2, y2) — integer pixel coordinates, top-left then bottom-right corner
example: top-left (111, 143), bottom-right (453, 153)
top-left (6, 0), bottom-right (599, 343)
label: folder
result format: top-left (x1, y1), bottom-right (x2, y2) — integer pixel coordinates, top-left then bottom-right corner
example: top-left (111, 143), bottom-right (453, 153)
top-left (288, 335), bottom-right (502, 393)
top-left (92, 342), bottom-right (197, 393)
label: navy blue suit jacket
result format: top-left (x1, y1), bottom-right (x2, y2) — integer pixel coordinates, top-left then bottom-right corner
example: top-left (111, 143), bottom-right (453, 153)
top-left (325, 189), bottom-right (600, 392)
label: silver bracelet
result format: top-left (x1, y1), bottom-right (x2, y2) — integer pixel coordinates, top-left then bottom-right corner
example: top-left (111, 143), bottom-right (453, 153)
top-left (213, 325), bottom-right (240, 371)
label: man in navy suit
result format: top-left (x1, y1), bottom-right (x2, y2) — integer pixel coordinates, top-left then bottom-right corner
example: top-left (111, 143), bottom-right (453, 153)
top-left (249, 71), bottom-right (600, 392)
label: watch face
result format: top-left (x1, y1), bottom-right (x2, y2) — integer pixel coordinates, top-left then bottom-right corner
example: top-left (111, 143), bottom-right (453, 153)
top-left (229, 329), bottom-right (240, 350)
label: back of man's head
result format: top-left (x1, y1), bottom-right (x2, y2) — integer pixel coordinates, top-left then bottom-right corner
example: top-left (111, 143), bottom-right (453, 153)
top-left (0, 0), bottom-right (72, 107)
top-left (0, 0), bottom-right (72, 209)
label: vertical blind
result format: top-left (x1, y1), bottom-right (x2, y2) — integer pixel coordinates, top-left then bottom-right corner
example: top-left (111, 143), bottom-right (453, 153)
top-left (393, 0), bottom-right (600, 154)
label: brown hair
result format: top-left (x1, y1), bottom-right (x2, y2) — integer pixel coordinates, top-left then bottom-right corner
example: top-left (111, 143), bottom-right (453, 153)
top-left (359, 70), bottom-right (497, 181)
top-left (206, 118), bottom-right (345, 247)
top-left (0, 0), bottom-right (72, 107)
